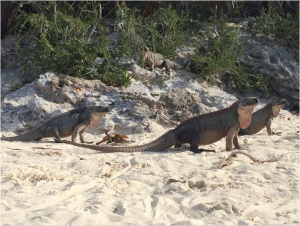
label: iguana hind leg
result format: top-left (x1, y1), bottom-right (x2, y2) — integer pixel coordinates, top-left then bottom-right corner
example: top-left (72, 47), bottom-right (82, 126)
top-left (163, 60), bottom-right (171, 72)
top-left (190, 133), bottom-right (216, 153)
top-left (44, 127), bottom-right (61, 143)
top-left (226, 127), bottom-right (239, 151)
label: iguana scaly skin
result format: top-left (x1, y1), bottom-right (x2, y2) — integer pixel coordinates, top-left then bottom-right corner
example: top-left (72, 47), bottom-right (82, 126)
top-left (142, 47), bottom-right (180, 72)
top-left (239, 99), bottom-right (286, 136)
top-left (1, 106), bottom-right (109, 142)
top-left (56, 97), bottom-right (259, 153)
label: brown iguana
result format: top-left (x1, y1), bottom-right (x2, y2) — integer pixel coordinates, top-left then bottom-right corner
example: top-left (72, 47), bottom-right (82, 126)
top-left (239, 99), bottom-right (286, 136)
top-left (1, 106), bottom-right (109, 142)
top-left (55, 97), bottom-right (259, 153)
top-left (142, 47), bottom-right (180, 72)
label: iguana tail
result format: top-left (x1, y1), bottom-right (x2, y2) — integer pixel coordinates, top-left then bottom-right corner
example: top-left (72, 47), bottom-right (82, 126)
top-left (55, 130), bottom-right (177, 153)
top-left (1, 129), bottom-right (42, 141)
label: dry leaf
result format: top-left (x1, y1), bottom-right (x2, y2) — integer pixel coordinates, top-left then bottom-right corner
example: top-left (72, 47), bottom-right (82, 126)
top-left (96, 133), bottom-right (129, 145)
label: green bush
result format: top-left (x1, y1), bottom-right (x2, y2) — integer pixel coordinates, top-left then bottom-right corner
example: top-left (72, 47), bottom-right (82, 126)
top-left (191, 20), bottom-right (270, 93)
top-left (13, 2), bottom-right (186, 86)
top-left (255, 6), bottom-right (299, 50)
top-left (114, 5), bottom-right (185, 61)
top-left (13, 2), bottom-right (132, 86)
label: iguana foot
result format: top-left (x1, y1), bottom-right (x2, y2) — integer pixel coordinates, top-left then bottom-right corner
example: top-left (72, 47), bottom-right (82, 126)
top-left (54, 138), bottom-right (62, 143)
top-left (84, 141), bottom-right (93, 144)
top-left (192, 149), bottom-right (216, 153)
top-left (271, 131), bottom-right (282, 135)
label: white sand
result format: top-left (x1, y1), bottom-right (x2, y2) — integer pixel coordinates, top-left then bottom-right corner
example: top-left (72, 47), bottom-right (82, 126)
top-left (1, 110), bottom-right (299, 225)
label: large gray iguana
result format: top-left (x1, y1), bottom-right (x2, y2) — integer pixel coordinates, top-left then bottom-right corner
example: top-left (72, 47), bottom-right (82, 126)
top-left (142, 47), bottom-right (181, 72)
top-left (1, 105), bottom-right (109, 142)
top-left (239, 99), bottom-right (286, 136)
top-left (56, 97), bottom-right (259, 153)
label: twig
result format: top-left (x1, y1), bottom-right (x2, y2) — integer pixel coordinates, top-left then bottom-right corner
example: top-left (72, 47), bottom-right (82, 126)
top-left (4, 146), bottom-right (20, 150)
top-left (32, 147), bottom-right (62, 150)
top-left (218, 151), bottom-right (279, 169)
top-left (158, 114), bottom-right (179, 126)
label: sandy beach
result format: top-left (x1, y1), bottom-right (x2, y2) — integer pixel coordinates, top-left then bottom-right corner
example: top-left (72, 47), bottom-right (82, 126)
top-left (1, 107), bottom-right (299, 225)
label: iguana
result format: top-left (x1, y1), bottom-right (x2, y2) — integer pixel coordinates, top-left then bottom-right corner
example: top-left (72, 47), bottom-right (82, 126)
top-left (1, 106), bottom-right (109, 142)
top-left (239, 99), bottom-right (286, 136)
top-left (142, 47), bottom-right (180, 72)
top-left (55, 97), bottom-right (259, 153)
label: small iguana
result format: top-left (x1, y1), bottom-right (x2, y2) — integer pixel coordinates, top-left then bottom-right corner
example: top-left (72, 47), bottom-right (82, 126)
top-left (55, 97), bottom-right (259, 153)
top-left (1, 106), bottom-right (109, 142)
top-left (142, 47), bottom-right (180, 72)
top-left (239, 99), bottom-right (286, 136)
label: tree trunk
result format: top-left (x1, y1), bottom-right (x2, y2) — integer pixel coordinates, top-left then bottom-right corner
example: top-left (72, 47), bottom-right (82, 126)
top-left (1, 1), bottom-right (20, 39)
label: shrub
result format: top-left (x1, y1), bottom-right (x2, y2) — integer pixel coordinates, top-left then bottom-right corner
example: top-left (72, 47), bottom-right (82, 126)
top-left (13, 2), bottom-right (132, 86)
top-left (114, 5), bottom-right (185, 61)
top-left (254, 5), bottom-right (299, 50)
top-left (191, 20), bottom-right (270, 93)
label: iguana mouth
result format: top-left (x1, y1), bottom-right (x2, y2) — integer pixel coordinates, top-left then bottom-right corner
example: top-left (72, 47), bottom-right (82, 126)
top-left (273, 99), bottom-right (286, 118)
top-left (94, 106), bottom-right (110, 113)
top-left (275, 99), bottom-right (287, 106)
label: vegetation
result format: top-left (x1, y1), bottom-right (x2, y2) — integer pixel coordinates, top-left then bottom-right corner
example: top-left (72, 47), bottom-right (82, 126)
top-left (10, 1), bottom-right (298, 93)
top-left (254, 2), bottom-right (299, 50)
top-left (189, 20), bottom-right (270, 93)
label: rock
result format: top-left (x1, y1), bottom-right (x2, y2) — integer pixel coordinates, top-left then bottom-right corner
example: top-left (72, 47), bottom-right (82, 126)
top-left (195, 180), bottom-right (207, 189)
top-left (130, 64), bottom-right (155, 81)
top-left (119, 91), bottom-right (163, 109)
top-left (159, 88), bottom-right (201, 112)
top-left (170, 110), bottom-right (192, 122)
top-left (128, 102), bottom-right (157, 120)
top-left (132, 119), bottom-right (156, 134)
top-left (95, 57), bottom-right (105, 65)
top-left (118, 56), bottom-right (136, 66)
top-left (1, 94), bottom-right (73, 132)
top-left (124, 78), bottom-right (154, 99)
top-left (200, 86), bottom-right (238, 110)
top-left (241, 39), bottom-right (299, 107)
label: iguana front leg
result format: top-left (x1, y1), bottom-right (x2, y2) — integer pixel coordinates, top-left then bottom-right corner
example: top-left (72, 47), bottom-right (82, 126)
top-left (266, 118), bottom-right (281, 135)
top-left (72, 123), bottom-right (89, 143)
top-left (266, 118), bottom-right (273, 135)
top-left (233, 135), bottom-right (242, 149)
top-left (226, 127), bottom-right (239, 151)
top-left (79, 127), bottom-right (93, 144)
top-left (149, 59), bottom-right (155, 71)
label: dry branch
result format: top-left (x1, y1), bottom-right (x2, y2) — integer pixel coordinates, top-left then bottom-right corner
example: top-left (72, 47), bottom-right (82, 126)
top-left (158, 114), bottom-right (179, 126)
top-left (218, 151), bottom-right (279, 169)
top-left (32, 147), bottom-right (62, 150)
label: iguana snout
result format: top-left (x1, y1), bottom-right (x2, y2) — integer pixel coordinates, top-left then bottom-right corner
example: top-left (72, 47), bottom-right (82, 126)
top-left (272, 99), bottom-right (286, 118)
top-left (237, 97), bottom-right (259, 129)
top-left (93, 106), bottom-right (110, 113)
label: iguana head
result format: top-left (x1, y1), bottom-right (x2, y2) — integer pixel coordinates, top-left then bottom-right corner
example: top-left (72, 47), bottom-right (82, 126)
top-left (272, 99), bottom-right (286, 118)
top-left (90, 106), bottom-right (110, 128)
top-left (237, 97), bottom-right (259, 129)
